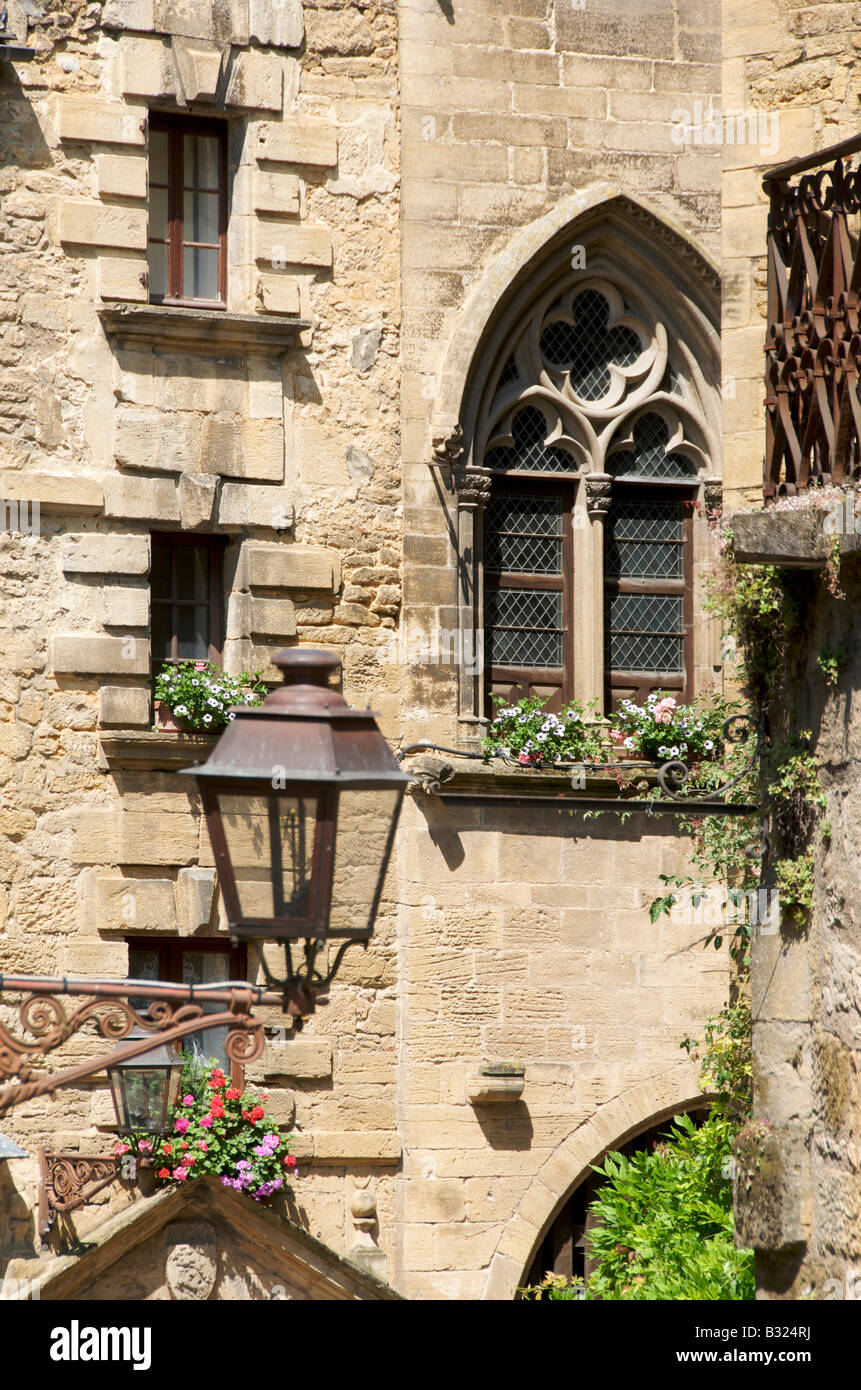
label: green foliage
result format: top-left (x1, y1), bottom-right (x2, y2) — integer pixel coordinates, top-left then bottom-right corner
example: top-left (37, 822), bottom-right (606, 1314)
top-left (612, 690), bottom-right (735, 762)
top-left (483, 694), bottom-right (603, 764)
top-left (681, 1002), bottom-right (753, 1121)
top-left (120, 1062), bottom-right (296, 1202)
top-left (584, 1115), bottom-right (754, 1302)
top-left (154, 659), bottom-right (267, 732)
top-left (519, 1274), bottom-right (586, 1300)
top-left (483, 690), bottom-right (736, 767)
top-left (825, 533), bottom-right (845, 600)
top-left (817, 643), bottom-right (849, 688)
top-left (766, 733), bottom-right (828, 917)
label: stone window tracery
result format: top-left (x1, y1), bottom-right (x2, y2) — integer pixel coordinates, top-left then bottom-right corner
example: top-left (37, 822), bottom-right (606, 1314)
top-left (448, 227), bottom-right (720, 738)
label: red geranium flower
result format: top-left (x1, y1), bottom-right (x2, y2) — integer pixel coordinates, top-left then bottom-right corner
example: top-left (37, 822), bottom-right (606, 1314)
top-left (226, 1088), bottom-right (241, 1100)
top-left (179, 1141), bottom-right (189, 1150)
top-left (249, 1105), bottom-right (264, 1121)
top-left (162, 1142), bottom-right (173, 1155)
top-left (284, 1155), bottom-right (296, 1169)
top-left (157, 1167), bottom-right (171, 1179)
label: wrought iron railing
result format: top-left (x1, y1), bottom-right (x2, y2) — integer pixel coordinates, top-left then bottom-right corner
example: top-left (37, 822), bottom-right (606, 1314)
top-left (763, 134), bottom-right (861, 500)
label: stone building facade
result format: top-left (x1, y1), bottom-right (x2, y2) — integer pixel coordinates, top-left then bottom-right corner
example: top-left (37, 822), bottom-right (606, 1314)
top-left (2, 0), bottom-right (847, 1302)
top-left (718, 0), bottom-right (861, 1302)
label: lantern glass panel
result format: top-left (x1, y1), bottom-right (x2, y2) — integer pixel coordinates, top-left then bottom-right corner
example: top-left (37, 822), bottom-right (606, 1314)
top-left (217, 792), bottom-right (321, 923)
top-left (109, 1049), bottom-right (181, 1136)
top-left (329, 788), bottom-right (402, 934)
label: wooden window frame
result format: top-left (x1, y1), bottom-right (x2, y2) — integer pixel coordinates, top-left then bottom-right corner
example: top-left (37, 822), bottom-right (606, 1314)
top-left (484, 474), bottom-right (576, 713)
top-left (126, 936), bottom-right (249, 1089)
top-left (148, 114), bottom-right (228, 309)
top-left (151, 531), bottom-right (226, 672)
top-left (603, 482), bottom-right (695, 711)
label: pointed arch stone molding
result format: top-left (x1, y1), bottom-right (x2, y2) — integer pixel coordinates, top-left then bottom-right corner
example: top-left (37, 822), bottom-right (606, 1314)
top-left (480, 1065), bottom-right (708, 1301)
top-left (429, 186), bottom-right (721, 462)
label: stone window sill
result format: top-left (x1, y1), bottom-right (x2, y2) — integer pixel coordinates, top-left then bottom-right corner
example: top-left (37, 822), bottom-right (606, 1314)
top-left (98, 731), bottom-right (217, 772)
top-left (98, 304), bottom-right (310, 356)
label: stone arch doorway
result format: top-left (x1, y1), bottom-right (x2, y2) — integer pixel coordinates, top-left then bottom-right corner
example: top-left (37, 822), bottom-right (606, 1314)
top-left (523, 1101), bottom-right (709, 1290)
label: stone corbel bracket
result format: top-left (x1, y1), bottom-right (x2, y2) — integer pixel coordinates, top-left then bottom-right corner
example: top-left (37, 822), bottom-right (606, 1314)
top-left (467, 1064), bottom-right (525, 1105)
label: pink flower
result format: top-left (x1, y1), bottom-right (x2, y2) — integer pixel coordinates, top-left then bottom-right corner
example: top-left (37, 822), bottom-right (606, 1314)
top-left (194, 661), bottom-right (207, 670)
top-left (173, 1166), bottom-right (189, 1181)
top-left (174, 1116), bottom-right (190, 1134)
top-left (518, 752), bottom-right (531, 765)
top-left (115, 1142), bottom-right (130, 1155)
top-left (655, 709), bottom-right (673, 724)
top-left (182, 1094), bottom-right (194, 1106)
top-left (200, 1114), bottom-right (213, 1129)
top-left (198, 1141), bottom-right (209, 1151)
top-left (138, 1140), bottom-right (152, 1153)
top-left (284, 1155), bottom-right (296, 1170)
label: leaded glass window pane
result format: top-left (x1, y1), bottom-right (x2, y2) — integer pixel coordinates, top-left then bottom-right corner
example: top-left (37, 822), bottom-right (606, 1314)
top-left (487, 589), bottom-right (563, 669)
top-left (486, 495), bottom-right (563, 575)
top-left (605, 500), bottom-right (684, 580)
top-left (485, 406), bottom-right (575, 473)
top-left (607, 412), bottom-right (695, 480)
top-left (540, 289), bottom-right (641, 401)
top-left (605, 593), bottom-right (684, 673)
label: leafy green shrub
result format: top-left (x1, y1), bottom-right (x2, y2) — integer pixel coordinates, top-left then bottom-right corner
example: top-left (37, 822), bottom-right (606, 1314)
top-left (585, 1114), bottom-right (754, 1301)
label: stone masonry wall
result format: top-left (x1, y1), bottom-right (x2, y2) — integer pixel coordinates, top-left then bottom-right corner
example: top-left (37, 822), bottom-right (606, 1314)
top-left (0, 0), bottom-right (406, 1275)
top-left (394, 0), bottom-right (731, 1298)
top-left (722, 0), bottom-right (861, 508)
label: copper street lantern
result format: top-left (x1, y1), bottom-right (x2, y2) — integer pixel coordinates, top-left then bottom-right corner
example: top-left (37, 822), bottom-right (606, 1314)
top-left (106, 1028), bottom-right (184, 1137)
top-left (183, 649), bottom-right (411, 1012)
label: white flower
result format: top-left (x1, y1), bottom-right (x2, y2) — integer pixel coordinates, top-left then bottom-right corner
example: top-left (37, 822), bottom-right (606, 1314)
top-left (704, 739), bottom-right (714, 750)
top-left (647, 693), bottom-right (657, 703)
top-left (623, 737), bottom-right (634, 749)
top-left (658, 746), bottom-right (667, 757)
top-left (203, 713), bottom-right (212, 723)
top-left (191, 679), bottom-right (200, 687)
top-left (207, 697), bottom-right (218, 708)
top-left (536, 732), bottom-right (548, 742)
top-left (174, 704), bottom-right (188, 716)
top-left (670, 746), bottom-right (680, 757)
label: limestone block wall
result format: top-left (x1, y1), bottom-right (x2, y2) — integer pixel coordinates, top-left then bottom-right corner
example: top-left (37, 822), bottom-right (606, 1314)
top-left (730, 555), bottom-right (861, 1300)
top-left (398, 0), bottom-right (722, 747)
top-left (721, 0), bottom-right (861, 508)
top-left (0, 0), bottom-right (406, 1274)
top-left (393, 794), bottom-right (727, 1299)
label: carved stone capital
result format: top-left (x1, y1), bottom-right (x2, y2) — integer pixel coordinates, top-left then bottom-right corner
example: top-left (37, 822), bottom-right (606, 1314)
top-left (584, 473), bottom-right (613, 518)
top-left (703, 478), bottom-right (723, 512)
top-left (453, 465), bottom-right (492, 510)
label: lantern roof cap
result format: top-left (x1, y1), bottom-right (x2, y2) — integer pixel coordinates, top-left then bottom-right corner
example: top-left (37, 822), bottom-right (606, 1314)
top-left (182, 649), bottom-right (411, 788)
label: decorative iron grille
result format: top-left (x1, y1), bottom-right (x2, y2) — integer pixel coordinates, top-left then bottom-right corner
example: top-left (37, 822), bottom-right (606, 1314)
top-left (763, 134), bottom-right (861, 499)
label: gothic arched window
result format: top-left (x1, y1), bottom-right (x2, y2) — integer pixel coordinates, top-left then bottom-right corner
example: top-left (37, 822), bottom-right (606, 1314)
top-left (455, 218), bottom-right (720, 726)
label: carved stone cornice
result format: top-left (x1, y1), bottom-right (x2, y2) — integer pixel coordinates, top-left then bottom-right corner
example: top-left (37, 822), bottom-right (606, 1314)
top-left (584, 473), bottom-right (613, 518)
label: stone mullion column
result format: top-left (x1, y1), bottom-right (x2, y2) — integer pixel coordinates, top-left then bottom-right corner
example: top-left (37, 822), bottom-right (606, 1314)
top-left (584, 474), bottom-right (612, 713)
top-left (452, 464), bottom-right (492, 744)
top-left (702, 478), bottom-right (724, 678)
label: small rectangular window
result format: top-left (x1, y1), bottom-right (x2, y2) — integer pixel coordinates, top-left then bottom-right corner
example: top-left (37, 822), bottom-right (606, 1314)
top-left (148, 116), bottom-right (227, 306)
top-left (151, 532), bottom-right (225, 672)
top-left (127, 938), bottom-right (248, 1079)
